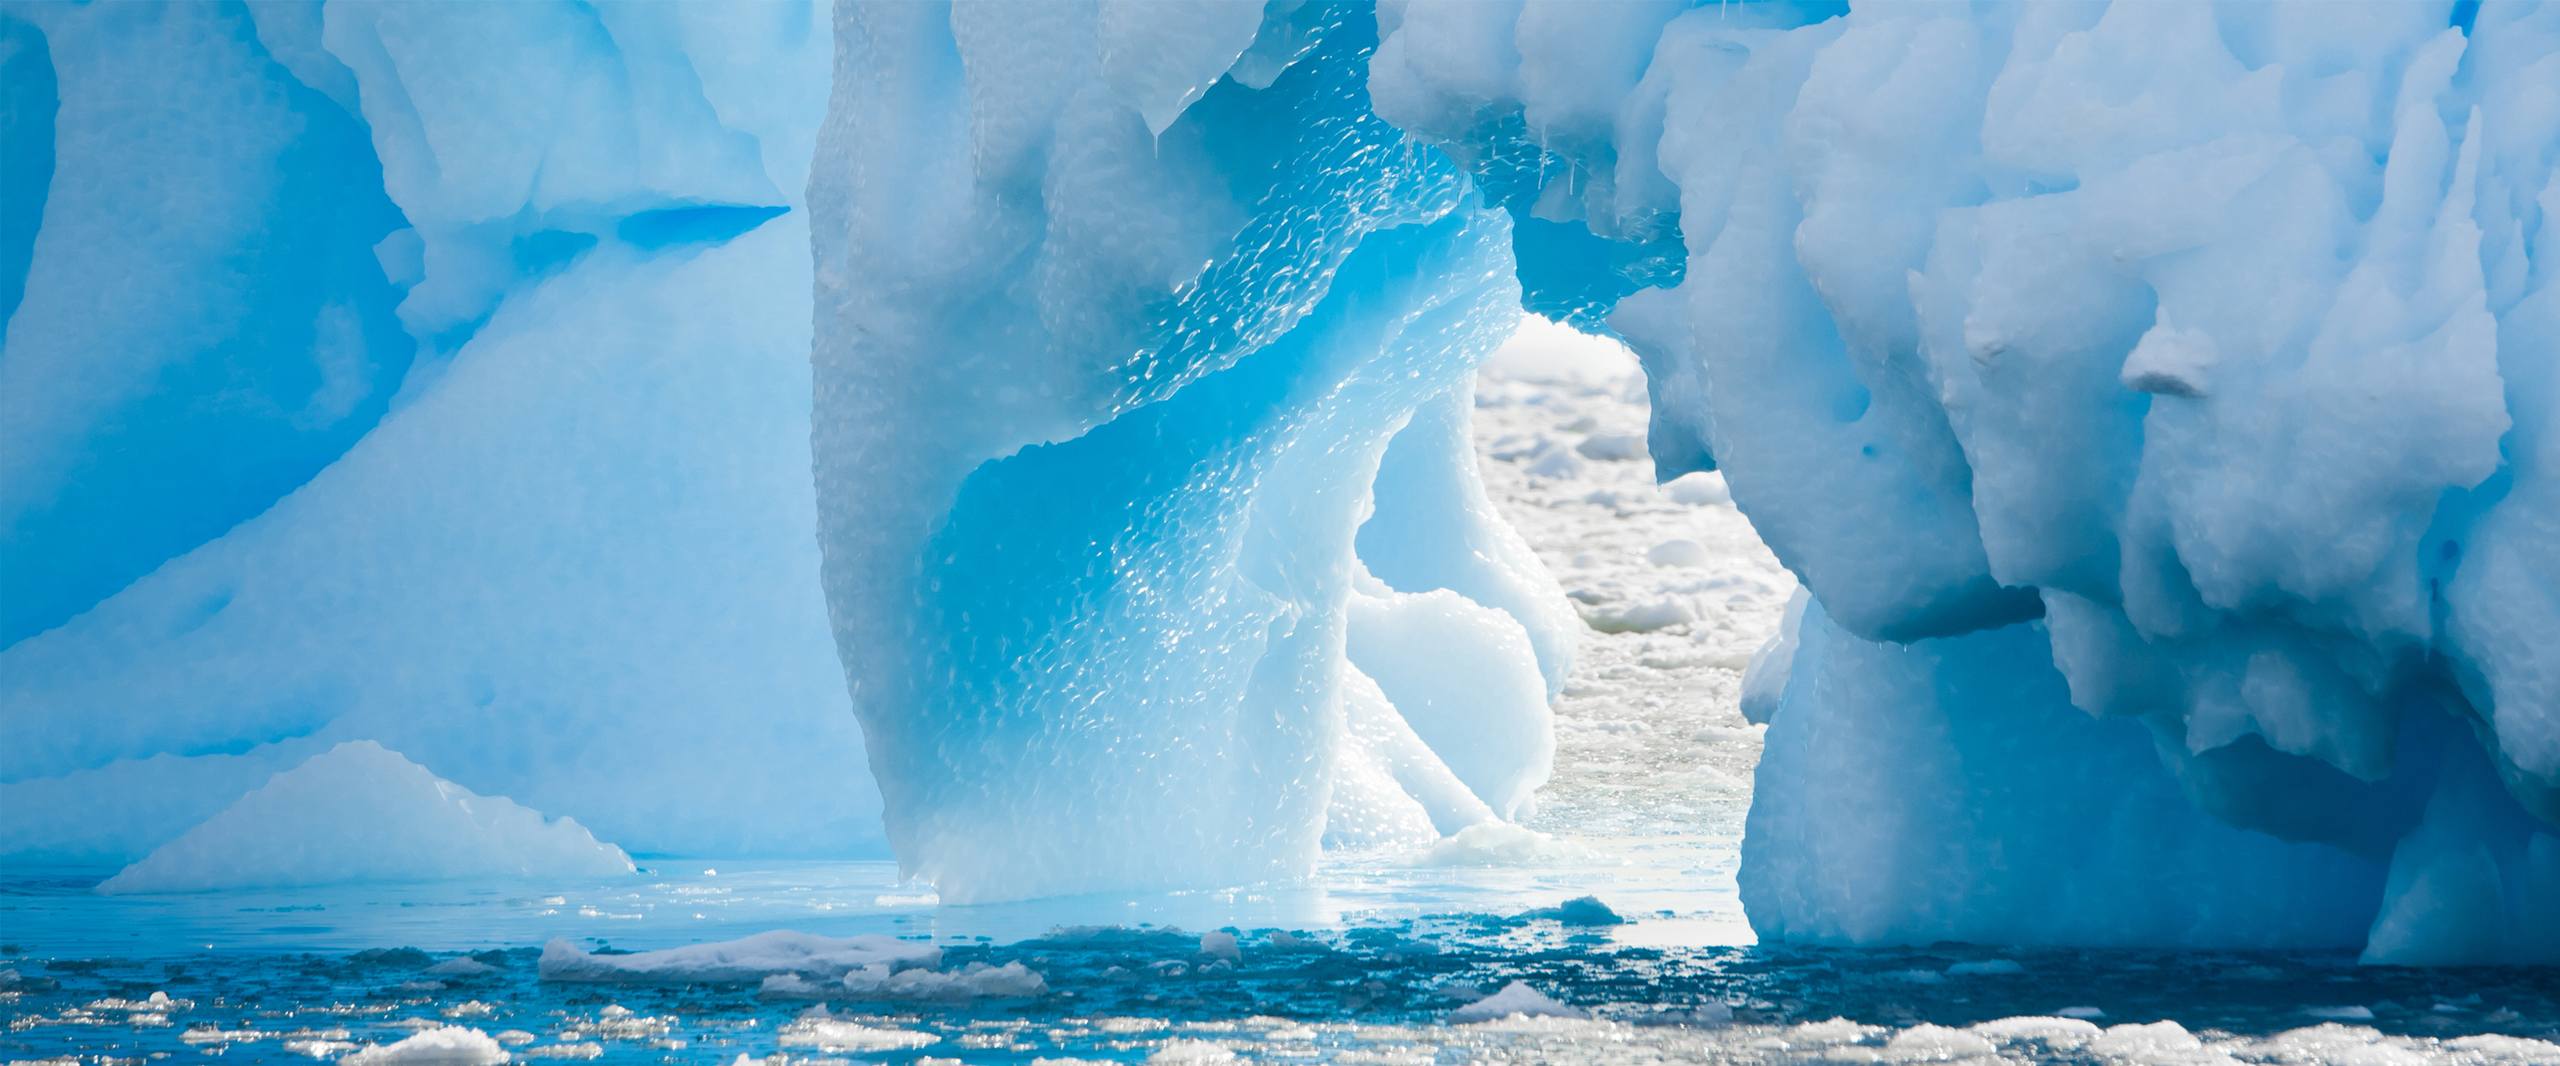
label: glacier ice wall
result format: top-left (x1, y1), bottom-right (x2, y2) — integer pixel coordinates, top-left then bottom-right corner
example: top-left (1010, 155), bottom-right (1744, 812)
top-left (809, 2), bottom-right (1569, 902)
top-left (0, 0), bottom-right (880, 863)
top-left (1370, 0), bottom-right (2560, 960)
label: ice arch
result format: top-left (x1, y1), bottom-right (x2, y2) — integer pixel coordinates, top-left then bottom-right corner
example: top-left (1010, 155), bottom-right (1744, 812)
top-left (0, 0), bottom-right (2550, 963)
top-left (814, 0), bottom-right (2560, 959)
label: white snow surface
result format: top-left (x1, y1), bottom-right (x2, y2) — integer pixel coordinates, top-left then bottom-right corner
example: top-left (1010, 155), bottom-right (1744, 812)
top-left (1450, 981), bottom-right (1588, 1023)
top-left (341, 1025), bottom-right (509, 1066)
top-left (99, 741), bottom-right (632, 894)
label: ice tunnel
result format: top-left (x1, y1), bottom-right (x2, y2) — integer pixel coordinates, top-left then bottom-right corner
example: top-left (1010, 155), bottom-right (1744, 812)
top-left (2, 0), bottom-right (2557, 965)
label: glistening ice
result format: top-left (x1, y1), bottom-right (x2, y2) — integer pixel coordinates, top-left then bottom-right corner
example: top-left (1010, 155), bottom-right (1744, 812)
top-left (1, 1), bottom-right (2555, 1037)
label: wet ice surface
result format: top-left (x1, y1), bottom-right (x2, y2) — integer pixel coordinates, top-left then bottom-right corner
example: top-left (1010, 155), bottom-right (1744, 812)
top-left (6, 329), bottom-right (2556, 1063)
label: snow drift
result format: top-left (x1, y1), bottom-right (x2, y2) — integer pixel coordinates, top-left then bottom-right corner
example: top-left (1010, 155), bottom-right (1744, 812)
top-left (101, 741), bottom-right (633, 894)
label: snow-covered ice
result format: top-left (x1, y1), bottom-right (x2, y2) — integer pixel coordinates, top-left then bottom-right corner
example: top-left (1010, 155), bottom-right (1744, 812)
top-left (1450, 981), bottom-right (1589, 1023)
top-left (1374, 0), bottom-right (2560, 962)
top-left (340, 1026), bottom-right (508, 1066)
top-left (100, 741), bottom-right (632, 894)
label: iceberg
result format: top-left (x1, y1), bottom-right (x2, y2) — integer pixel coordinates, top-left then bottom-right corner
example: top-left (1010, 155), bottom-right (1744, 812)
top-left (0, 0), bottom-right (880, 864)
top-left (1363, 0), bottom-right (2560, 960)
top-left (808, 2), bottom-right (1565, 902)
top-left (100, 741), bottom-right (633, 894)
top-left (5, 0), bottom-right (2556, 964)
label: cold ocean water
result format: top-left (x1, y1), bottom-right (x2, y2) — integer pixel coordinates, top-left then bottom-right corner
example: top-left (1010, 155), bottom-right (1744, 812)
top-left (6, 329), bottom-right (2555, 1065)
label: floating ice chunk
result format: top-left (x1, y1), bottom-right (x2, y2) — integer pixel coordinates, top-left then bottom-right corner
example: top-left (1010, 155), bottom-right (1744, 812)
top-left (775, 1007), bottom-right (937, 1053)
top-left (837, 961), bottom-right (1047, 1001)
top-left (538, 931), bottom-right (939, 985)
top-left (2091, 1021), bottom-right (2204, 1058)
top-left (1644, 539), bottom-right (1711, 569)
top-left (1575, 432), bottom-right (1647, 462)
top-left (1523, 442), bottom-right (1589, 480)
top-left (1659, 472), bottom-right (1731, 507)
top-left (1782, 1019), bottom-right (1883, 1047)
top-left (1517, 896), bottom-right (1625, 927)
top-left (1882, 1025), bottom-right (1998, 1060)
top-left (2444, 1035), bottom-right (2560, 1063)
top-left (1969, 1016), bottom-right (2102, 1045)
top-left (1145, 1040), bottom-right (1241, 1064)
top-left (98, 741), bottom-right (631, 894)
top-left (1580, 597), bottom-right (1695, 634)
top-left (1419, 822), bottom-right (1586, 867)
top-left (424, 958), bottom-right (497, 978)
top-left (342, 1026), bottom-right (508, 1066)
top-left (1197, 932), bottom-right (1241, 962)
top-left (1450, 982), bottom-right (1587, 1023)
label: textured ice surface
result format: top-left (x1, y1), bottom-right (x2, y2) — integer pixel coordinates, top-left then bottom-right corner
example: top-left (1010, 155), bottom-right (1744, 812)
top-left (101, 741), bottom-right (632, 895)
top-left (809, 3), bottom-right (1563, 902)
top-left (1369, 0), bottom-right (2560, 961)
top-left (10, 0), bottom-right (2560, 964)
top-left (0, 0), bottom-right (878, 864)
top-left (1741, 605), bottom-right (2386, 948)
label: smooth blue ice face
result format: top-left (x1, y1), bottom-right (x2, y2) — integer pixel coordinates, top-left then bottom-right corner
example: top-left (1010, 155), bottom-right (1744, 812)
top-left (0, 0), bottom-right (879, 869)
top-left (0, 2), bottom-right (414, 648)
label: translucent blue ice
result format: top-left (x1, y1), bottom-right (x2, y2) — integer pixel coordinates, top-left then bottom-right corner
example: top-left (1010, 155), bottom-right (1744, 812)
top-left (5, 0), bottom-right (2556, 965)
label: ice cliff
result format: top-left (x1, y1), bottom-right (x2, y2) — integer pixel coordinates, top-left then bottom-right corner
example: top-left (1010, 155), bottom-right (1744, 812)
top-left (1364, 0), bottom-right (2560, 961)
top-left (4, 0), bottom-right (2555, 962)
top-left (0, 0), bottom-right (879, 862)
top-left (808, 0), bottom-right (2559, 957)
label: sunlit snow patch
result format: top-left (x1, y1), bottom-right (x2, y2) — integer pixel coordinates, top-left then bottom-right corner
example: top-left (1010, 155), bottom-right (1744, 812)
top-left (99, 741), bottom-right (631, 894)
